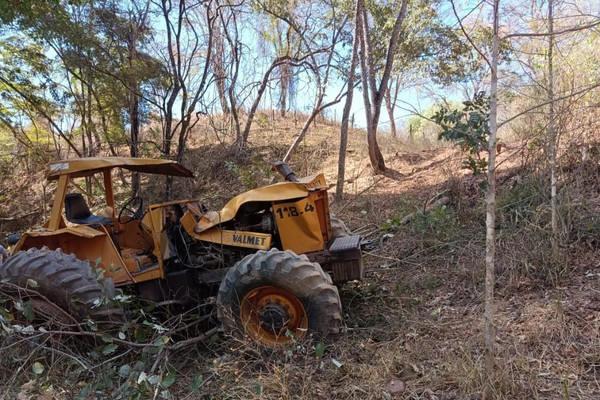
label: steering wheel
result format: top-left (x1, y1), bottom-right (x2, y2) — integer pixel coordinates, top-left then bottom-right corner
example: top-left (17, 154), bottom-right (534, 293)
top-left (118, 196), bottom-right (144, 224)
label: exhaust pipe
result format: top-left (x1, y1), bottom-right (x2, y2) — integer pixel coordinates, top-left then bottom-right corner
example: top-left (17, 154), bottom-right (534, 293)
top-left (271, 161), bottom-right (299, 183)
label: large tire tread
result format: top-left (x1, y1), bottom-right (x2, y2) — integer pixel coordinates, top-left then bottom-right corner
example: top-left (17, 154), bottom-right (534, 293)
top-left (0, 247), bottom-right (124, 323)
top-left (217, 248), bottom-right (342, 342)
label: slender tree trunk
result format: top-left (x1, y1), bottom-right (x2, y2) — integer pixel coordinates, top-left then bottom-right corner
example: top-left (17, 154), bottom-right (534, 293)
top-left (282, 110), bottom-right (320, 163)
top-left (88, 85), bottom-right (101, 155)
top-left (238, 57), bottom-right (294, 149)
top-left (127, 24), bottom-right (142, 198)
top-left (356, 0), bottom-right (408, 174)
top-left (385, 77), bottom-right (400, 137)
top-left (367, 117), bottom-right (386, 172)
top-left (80, 80), bottom-right (88, 159)
top-left (279, 63), bottom-right (289, 117)
top-left (224, 12), bottom-right (241, 142)
top-left (336, 3), bottom-right (360, 200)
top-left (213, 23), bottom-right (230, 115)
top-left (384, 88), bottom-right (397, 137)
top-left (282, 98), bottom-right (341, 163)
top-left (85, 83), bottom-right (94, 156)
top-left (548, 0), bottom-right (558, 257)
top-left (484, 0), bottom-right (500, 397)
top-left (129, 90), bottom-right (141, 197)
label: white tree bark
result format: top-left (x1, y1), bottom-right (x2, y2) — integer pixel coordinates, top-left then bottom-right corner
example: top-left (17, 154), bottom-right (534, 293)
top-left (548, 0), bottom-right (558, 257)
top-left (484, 0), bottom-right (500, 396)
top-left (335, 0), bottom-right (361, 200)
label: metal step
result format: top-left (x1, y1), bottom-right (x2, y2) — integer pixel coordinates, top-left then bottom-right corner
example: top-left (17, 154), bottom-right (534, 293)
top-left (329, 235), bottom-right (361, 252)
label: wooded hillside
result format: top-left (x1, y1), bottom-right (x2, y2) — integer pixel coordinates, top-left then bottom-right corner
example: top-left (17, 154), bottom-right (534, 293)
top-left (1, 1), bottom-right (600, 399)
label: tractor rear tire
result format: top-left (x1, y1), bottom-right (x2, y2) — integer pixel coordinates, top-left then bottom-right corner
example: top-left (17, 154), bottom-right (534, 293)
top-left (217, 249), bottom-right (342, 347)
top-left (0, 247), bottom-right (124, 325)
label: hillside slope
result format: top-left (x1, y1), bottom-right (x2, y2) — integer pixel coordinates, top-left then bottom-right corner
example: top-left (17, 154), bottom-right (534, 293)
top-left (0, 117), bottom-right (599, 399)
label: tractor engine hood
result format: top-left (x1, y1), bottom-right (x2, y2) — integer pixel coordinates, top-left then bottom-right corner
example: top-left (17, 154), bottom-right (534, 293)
top-left (194, 173), bottom-right (327, 233)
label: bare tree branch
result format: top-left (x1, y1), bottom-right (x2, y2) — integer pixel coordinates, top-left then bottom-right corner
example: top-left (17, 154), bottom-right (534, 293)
top-left (449, 0), bottom-right (491, 68)
top-left (503, 18), bottom-right (600, 39)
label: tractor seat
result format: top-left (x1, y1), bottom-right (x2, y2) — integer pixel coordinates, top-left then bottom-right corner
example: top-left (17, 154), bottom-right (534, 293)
top-left (64, 193), bottom-right (112, 225)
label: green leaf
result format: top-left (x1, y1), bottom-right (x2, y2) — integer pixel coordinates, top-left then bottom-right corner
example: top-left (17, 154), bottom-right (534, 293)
top-left (101, 332), bottom-right (113, 343)
top-left (315, 341), bottom-right (325, 360)
top-left (160, 371), bottom-right (176, 388)
top-left (32, 362), bottom-right (44, 374)
top-left (137, 371), bottom-right (148, 384)
top-left (118, 364), bottom-right (132, 378)
top-left (134, 327), bottom-right (147, 342)
top-left (85, 319), bottom-right (98, 332)
top-left (16, 302), bottom-right (35, 322)
top-left (101, 343), bottom-right (117, 355)
top-left (23, 304), bottom-right (35, 322)
top-left (191, 374), bottom-right (203, 392)
top-left (153, 335), bottom-right (170, 351)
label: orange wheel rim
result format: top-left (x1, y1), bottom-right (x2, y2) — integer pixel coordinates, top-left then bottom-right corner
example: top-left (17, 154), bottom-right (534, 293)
top-left (240, 286), bottom-right (308, 346)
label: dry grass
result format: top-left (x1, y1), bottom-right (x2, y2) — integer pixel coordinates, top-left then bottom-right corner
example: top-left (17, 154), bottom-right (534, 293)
top-left (1, 113), bottom-right (599, 399)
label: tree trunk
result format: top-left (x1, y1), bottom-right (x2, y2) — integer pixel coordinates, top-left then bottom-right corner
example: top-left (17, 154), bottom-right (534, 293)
top-left (484, 0), bottom-right (500, 396)
top-left (213, 23), bottom-right (230, 115)
top-left (384, 88), bottom-right (397, 137)
top-left (367, 118), bottom-right (386, 173)
top-left (282, 97), bottom-right (341, 163)
top-left (127, 23), bottom-right (141, 198)
top-left (385, 76), bottom-right (400, 137)
top-left (356, 0), bottom-right (408, 173)
top-left (238, 57), bottom-right (291, 149)
top-left (279, 63), bottom-right (289, 117)
top-left (129, 90), bottom-right (140, 197)
top-left (336, 2), bottom-right (360, 200)
top-left (548, 0), bottom-right (558, 257)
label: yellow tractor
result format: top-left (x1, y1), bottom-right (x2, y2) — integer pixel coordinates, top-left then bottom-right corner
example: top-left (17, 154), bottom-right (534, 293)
top-left (1, 157), bottom-right (363, 346)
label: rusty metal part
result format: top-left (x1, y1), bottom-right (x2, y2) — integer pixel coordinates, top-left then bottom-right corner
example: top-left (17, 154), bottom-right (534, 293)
top-left (240, 285), bottom-right (308, 345)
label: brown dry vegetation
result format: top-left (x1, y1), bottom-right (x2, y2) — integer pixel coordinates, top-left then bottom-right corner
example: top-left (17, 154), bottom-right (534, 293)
top-left (0, 114), bottom-right (599, 399)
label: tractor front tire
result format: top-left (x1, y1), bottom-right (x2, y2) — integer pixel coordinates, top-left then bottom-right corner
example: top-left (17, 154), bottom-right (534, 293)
top-left (0, 247), bottom-right (124, 325)
top-left (217, 249), bottom-right (342, 347)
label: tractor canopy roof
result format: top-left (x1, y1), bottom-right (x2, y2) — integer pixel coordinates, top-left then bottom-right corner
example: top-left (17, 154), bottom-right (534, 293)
top-left (45, 157), bottom-right (194, 180)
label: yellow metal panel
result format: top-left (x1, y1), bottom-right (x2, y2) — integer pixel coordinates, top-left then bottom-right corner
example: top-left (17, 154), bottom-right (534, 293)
top-left (297, 173), bottom-right (327, 190)
top-left (274, 197), bottom-right (324, 254)
top-left (19, 225), bottom-right (106, 239)
top-left (48, 175), bottom-right (68, 230)
top-left (193, 182), bottom-right (310, 233)
top-left (309, 190), bottom-right (332, 243)
top-left (117, 219), bottom-right (154, 251)
top-left (130, 267), bottom-right (163, 281)
top-left (147, 205), bottom-right (170, 265)
top-left (14, 227), bottom-right (133, 285)
top-left (180, 211), bottom-right (197, 236)
top-left (146, 201), bottom-right (202, 263)
top-left (190, 227), bottom-right (271, 250)
top-left (46, 157), bottom-right (193, 180)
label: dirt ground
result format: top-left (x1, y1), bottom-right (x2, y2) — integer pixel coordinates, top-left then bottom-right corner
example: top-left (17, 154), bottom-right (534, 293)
top-left (0, 118), bottom-right (599, 399)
